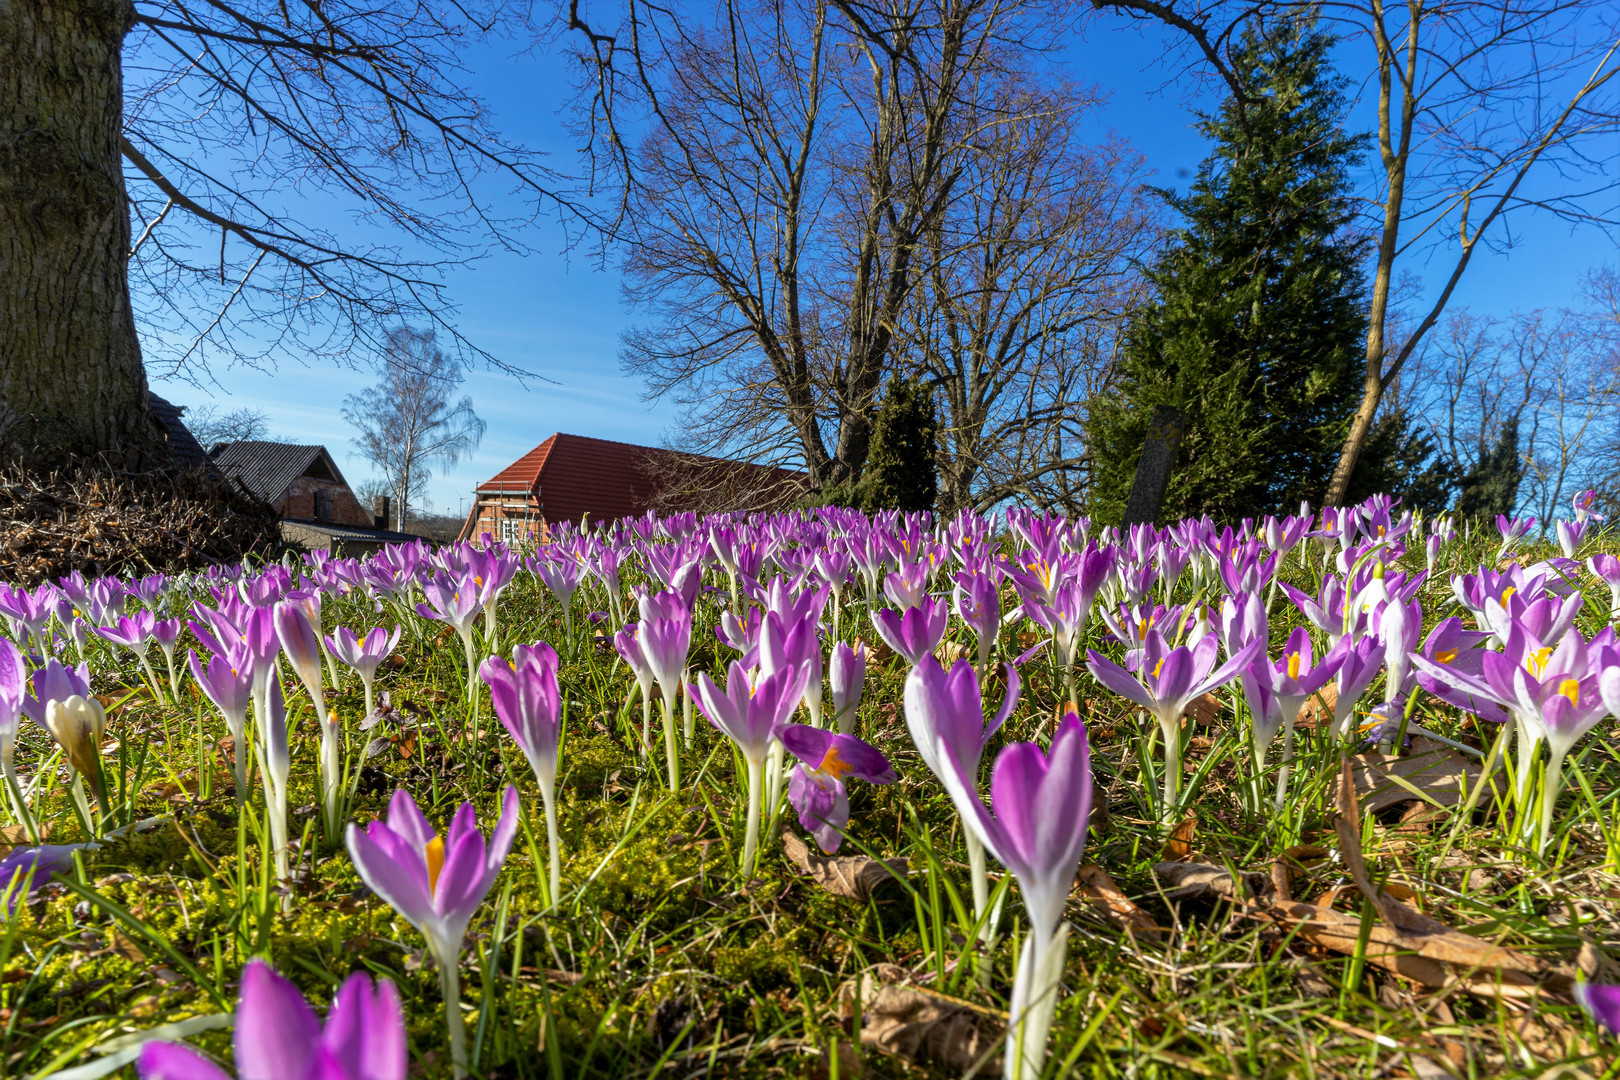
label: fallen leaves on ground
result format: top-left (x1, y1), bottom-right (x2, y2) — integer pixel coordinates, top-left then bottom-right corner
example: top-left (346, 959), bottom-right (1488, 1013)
top-left (781, 832), bottom-right (907, 902)
top-left (836, 964), bottom-right (999, 1072)
top-left (1348, 736), bottom-right (1483, 814)
top-left (1075, 864), bottom-right (1162, 940)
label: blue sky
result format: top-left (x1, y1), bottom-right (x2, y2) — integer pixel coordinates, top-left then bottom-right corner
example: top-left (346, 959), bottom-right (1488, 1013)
top-left (147, 14), bottom-right (1613, 519)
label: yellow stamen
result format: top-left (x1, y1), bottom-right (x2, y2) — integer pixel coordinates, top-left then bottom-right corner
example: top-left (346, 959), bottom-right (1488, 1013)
top-left (1526, 646), bottom-right (1554, 677)
top-left (1286, 653), bottom-right (1301, 681)
top-left (1435, 648), bottom-right (1457, 664)
top-left (1559, 679), bottom-right (1579, 706)
top-left (1152, 658), bottom-right (1165, 679)
top-left (819, 744), bottom-right (855, 780)
top-left (1501, 586), bottom-right (1516, 605)
top-left (424, 836), bottom-right (446, 895)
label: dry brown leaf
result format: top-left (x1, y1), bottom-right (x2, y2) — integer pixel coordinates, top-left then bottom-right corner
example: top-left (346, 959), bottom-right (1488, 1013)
top-left (1297, 683), bottom-right (1337, 730)
top-left (837, 964), bottom-right (999, 1072)
top-left (109, 931), bottom-right (145, 962)
top-left (1152, 861), bottom-right (1270, 902)
top-left (1160, 817), bottom-right (1197, 862)
top-left (1075, 864), bottom-right (1162, 940)
top-left (781, 832), bottom-right (907, 901)
top-left (1348, 737), bottom-right (1482, 814)
top-left (935, 640), bottom-right (969, 665)
top-left (1187, 693), bottom-right (1223, 727)
top-left (1255, 762), bottom-right (1576, 998)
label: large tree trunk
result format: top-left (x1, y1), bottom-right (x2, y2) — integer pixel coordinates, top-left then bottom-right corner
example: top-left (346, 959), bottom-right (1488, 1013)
top-left (0, 0), bottom-right (166, 470)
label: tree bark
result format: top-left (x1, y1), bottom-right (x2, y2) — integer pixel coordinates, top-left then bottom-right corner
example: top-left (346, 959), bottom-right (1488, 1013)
top-left (0, 0), bottom-right (166, 470)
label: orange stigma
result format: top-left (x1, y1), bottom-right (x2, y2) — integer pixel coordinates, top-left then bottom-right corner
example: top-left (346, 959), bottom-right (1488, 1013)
top-left (819, 744), bottom-right (855, 780)
top-left (424, 836), bottom-right (446, 895)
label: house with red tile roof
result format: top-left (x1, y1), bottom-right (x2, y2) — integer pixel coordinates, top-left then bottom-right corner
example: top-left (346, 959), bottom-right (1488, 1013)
top-left (461, 433), bottom-right (803, 541)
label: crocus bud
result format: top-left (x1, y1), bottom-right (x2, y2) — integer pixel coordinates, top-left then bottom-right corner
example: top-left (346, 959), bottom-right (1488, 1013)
top-left (830, 641), bottom-right (866, 735)
top-left (44, 695), bottom-right (107, 811)
top-left (272, 600), bottom-right (325, 717)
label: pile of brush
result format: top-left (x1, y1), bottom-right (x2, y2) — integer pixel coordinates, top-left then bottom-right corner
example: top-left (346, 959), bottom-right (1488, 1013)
top-left (0, 460), bottom-right (288, 584)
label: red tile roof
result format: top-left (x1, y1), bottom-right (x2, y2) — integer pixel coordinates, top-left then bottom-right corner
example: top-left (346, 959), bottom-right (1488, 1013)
top-left (474, 433), bottom-right (801, 524)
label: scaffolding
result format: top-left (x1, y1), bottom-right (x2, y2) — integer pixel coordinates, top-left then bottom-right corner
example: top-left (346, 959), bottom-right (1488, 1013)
top-left (458, 479), bottom-right (545, 545)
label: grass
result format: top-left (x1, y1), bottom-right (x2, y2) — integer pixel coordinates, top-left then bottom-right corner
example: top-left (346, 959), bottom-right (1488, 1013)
top-left (3, 520), bottom-right (1618, 1079)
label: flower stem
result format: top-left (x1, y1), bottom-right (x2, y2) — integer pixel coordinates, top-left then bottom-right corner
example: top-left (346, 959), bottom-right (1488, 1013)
top-left (2, 759), bottom-right (39, 843)
top-left (660, 691), bottom-right (681, 792)
top-left (742, 755), bottom-right (764, 878)
top-left (440, 956), bottom-right (468, 1079)
top-left (1537, 746), bottom-right (1568, 858)
top-left (542, 786), bottom-right (562, 907)
top-left (1160, 715), bottom-right (1181, 826)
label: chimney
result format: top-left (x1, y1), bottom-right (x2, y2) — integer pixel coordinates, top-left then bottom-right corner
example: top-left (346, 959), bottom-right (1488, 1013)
top-left (373, 495), bottom-right (391, 530)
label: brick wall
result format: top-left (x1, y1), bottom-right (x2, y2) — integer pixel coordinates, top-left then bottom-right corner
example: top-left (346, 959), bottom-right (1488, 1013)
top-left (276, 477), bottom-right (372, 527)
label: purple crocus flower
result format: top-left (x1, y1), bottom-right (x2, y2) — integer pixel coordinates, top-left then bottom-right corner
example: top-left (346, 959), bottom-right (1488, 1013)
top-left (0, 843), bottom-right (88, 914)
top-left (1588, 554), bottom-right (1620, 623)
top-left (0, 584), bottom-right (56, 649)
top-left (1242, 629), bottom-right (1346, 808)
top-left (1572, 489), bottom-right (1604, 524)
top-left (1087, 630), bottom-right (1261, 820)
top-left (930, 710), bottom-right (1094, 1080)
top-left (1556, 519), bottom-right (1588, 559)
top-left (21, 658), bottom-right (92, 729)
top-left (415, 570), bottom-right (485, 702)
top-left (779, 724), bottom-right (895, 855)
top-left (0, 638), bottom-right (30, 840)
top-left (136, 959), bottom-right (405, 1080)
top-left (903, 656), bottom-right (1021, 938)
top-left (952, 570), bottom-right (1000, 673)
top-left (93, 609), bottom-right (154, 652)
top-left (325, 625), bottom-right (402, 720)
top-left (829, 641), bottom-right (866, 735)
top-left (759, 612), bottom-right (822, 725)
top-left (467, 546), bottom-right (520, 650)
top-left (532, 554), bottom-right (586, 621)
top-left (870, 595), bottom-right (947, 669)
top-left (152, 617), bottom-right (184, 703)
top-left (347, 787), bottom-right (517, 1077)
top-left (189, 647), bottom-right (253, 801)
top-left (1414, 622), bottom-right (1612, 852)
top-left (1576, 983), bottom-right (1620, 1036)
top-left (692, 661), bottom-right (812, 875)
top-left (480, 644), bottom-right (566, 902)
top-left (612, 624), bottom-right (658, 750)
top-left (638, 591), bottom-right (692, 790)
top-left (274, 600), bottom-right (338, 831)
top-left (882, 561), bottom-right (932, 610)
top-left (1495, 514), bottom-right (1535, 560)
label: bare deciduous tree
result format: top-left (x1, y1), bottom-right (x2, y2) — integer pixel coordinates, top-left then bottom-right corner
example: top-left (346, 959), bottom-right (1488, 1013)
top-left (1404, 301), bottom-right (1620, 521)
top-left (186, 404), bottom-right (271, 449)
top-left (907, 84), bottom-right (1156, 513)
top-left (343, 328), bottom-right (486, 531)
top-left (571, 0), bottom-right (1149, 507)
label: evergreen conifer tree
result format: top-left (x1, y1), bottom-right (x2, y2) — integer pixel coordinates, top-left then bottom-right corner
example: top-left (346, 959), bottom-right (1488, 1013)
top-left (857, 376), bottom-right (939, 513)
top-left (1455, 419), bottom-right (1523, 518)
top-left (1085, 18), bottom-right (1369, 523)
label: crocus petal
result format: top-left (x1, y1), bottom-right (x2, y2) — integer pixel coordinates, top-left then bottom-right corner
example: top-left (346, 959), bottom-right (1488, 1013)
top-left (347, 824), bottom-right (435, 927)
top-left (1084, 651), bottom-right (1155, 712)
top-left (321, 971), bottom-right (407, 1080)
top-left (1576, 982), bottom-right (1620, 1035)
top-left (137, 1042), bottom-right (232, 1080)
top-left (234, 959), bottom-right (319, 1080)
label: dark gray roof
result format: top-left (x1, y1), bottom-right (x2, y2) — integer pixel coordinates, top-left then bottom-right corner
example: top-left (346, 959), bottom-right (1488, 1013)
top-left (210, 441), bottom-right (348, 504)
top-left (147, 393), bottom-right (211, 468)
top-left (282, 521), bottom-right (419, 543)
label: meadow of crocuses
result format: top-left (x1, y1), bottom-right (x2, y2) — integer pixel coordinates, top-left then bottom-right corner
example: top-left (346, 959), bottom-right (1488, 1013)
top-left (1, 495), bottom-right (1617, 1078)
